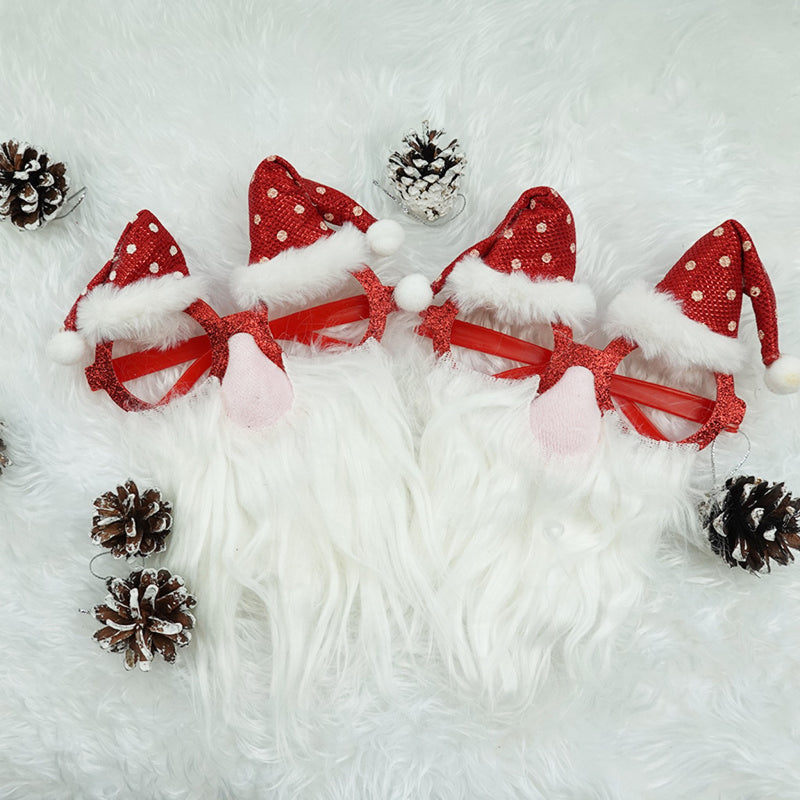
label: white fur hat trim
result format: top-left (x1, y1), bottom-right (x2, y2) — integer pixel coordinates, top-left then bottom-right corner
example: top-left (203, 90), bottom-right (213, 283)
top-left (604, 281), bottom-right (744, 373)
top-left (232, 223), bottom-right (369, 310)
top-left (442, 254), bottom-right (595, 329)
top-left (76, 273), bottom-right (205, 349)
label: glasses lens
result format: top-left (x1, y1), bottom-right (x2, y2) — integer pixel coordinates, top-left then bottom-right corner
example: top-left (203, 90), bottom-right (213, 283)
top-left (109, 314), bottom-right (211, 406)
top-left (613, 349), bottom-right (717, 442)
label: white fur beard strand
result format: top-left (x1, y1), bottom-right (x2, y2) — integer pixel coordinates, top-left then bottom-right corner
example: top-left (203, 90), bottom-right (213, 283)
top-left (121, 341), bottom-right (437, 724)
top-left (419, 360), bottom-right (698, 709)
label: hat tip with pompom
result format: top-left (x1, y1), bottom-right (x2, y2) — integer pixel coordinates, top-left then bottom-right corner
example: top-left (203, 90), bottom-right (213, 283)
top-left (46, 329), bottom-right (90, 364)
top-left (366, 218), bottom-right (405, 256)
top-left (394, 273), bottom-right (433, 313)
top-left (764, 354), bottom-right (800, 394)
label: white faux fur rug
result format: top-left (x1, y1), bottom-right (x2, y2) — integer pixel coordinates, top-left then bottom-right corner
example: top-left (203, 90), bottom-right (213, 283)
top-left (3, 1), bottom-right (800, 797)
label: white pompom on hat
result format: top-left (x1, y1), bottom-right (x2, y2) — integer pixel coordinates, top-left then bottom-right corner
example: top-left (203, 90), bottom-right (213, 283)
top-left (46, 329), bottom-right (91, 365)
top-left (393, 273), bottom-right (434, 314)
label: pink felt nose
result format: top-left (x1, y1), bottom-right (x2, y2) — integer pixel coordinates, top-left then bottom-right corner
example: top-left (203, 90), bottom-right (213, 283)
top-left (528, 365), bottom-right (601, 456)
top-left (220, 332), bottom-right (293, 429)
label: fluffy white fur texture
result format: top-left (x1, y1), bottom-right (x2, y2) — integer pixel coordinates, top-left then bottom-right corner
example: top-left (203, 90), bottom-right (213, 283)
top-left (442, 254), bottom-right (596, 329)
top-left (604, 281), bottom-right (746, 373)
top-left (123, 341), bottom-right (438, 718)
top-left (5, 1), bottom-right (800, 796)
top-left (75, 273), bottom-right (206, 349)
top-left (231, 223), bottom-right (369, 310)
top-left (418, 360), bottom-right (698, 709)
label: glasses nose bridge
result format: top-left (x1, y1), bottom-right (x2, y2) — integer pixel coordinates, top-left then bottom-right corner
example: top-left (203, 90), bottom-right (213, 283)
top-left (528, 332), bottom-right (633, 457)
top-left (217, 307), bottom-right (284, 366)
top-left (541, 329), bottom-right (632, 409)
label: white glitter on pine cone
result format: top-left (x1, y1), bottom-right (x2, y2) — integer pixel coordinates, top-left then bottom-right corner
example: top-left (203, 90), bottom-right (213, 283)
top-left (387, 122), bottom-right (466, 223)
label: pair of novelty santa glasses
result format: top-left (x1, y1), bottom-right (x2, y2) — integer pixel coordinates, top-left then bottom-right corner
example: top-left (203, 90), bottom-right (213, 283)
top-left (84, 275), bottom-right (744, 448)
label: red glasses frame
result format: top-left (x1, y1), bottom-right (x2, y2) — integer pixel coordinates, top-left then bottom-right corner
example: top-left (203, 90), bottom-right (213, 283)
top-left (83, 280), bottom-right (747, 450)
top-left (416, 310), bottom-right (745, 448)
top-left (85, 293), bottom-right (375, 413)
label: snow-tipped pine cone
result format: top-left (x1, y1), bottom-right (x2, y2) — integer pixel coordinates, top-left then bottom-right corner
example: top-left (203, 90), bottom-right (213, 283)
top-left (387, 121), bottom-right (465, 222)
top-left (703, 475), bottom-right (800, 573)
top-left (0, 140), bottom-right (69, 229)
top-left (93, 567), bottom-right (196, 671)
top-left (92, 480), bottom-right (172, 559)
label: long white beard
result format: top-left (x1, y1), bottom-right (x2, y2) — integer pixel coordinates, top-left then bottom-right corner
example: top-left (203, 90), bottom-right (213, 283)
top-left (419, 358), bottom-right (699, 708)
top-left (120, 340), bottom-right (434, 713)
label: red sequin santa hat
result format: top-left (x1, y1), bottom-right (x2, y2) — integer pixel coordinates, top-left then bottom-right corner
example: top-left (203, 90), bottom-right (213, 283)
top-left (231, 155), bottom-right (404, 310)
top-left (605, 220), bottom-right (800, 393)
top-left (47, 210), bottom-right (205, 364)
top-left (395, 186), bottom-right (595, 327)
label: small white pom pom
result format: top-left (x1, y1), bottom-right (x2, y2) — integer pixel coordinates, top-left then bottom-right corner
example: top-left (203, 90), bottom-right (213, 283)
top-left (764, 354), bottom-right (800, 394)
top-left (393, 273), bottom-right (434, 314)
top-left (46, 330), bottom-right (91, 364)
top-left (366, 219), bottom-right (404, 256)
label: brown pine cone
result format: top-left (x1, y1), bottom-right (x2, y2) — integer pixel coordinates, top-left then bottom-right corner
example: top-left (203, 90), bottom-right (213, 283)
top-left (92, 480), bottom-right (172, 559)
top-left (93, 567), bottom-right (196, 671)
top-left (0, 140), bottom-right (69, 229)
top-left (704, 475), bottom-right (800, 573)
top-left (0, 431), bottom-right (8, 474)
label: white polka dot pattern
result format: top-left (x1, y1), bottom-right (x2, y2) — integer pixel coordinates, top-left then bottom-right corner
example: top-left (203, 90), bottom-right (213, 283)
top-left (650, 218), bottom-right (783, 367)
top-left (453, 187), bottom-right (580, 303)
